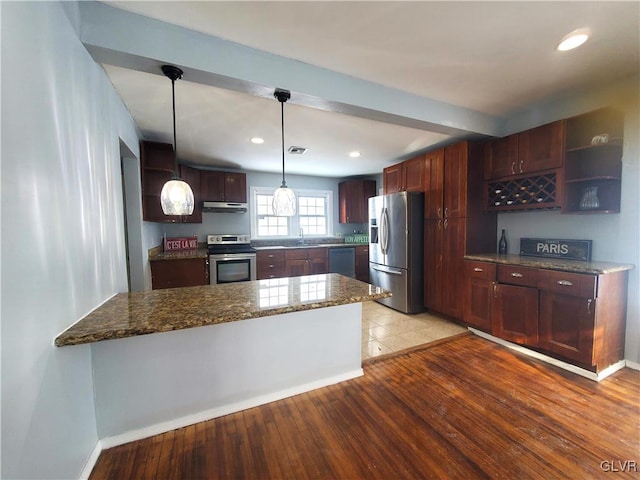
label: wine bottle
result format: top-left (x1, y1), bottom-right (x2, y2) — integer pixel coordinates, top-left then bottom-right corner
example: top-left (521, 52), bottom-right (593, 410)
top-left (498, 229), bottom-right (507, 255)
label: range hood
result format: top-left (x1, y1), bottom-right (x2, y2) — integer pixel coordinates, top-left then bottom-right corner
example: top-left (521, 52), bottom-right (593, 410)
top-left (202, 201), bottom-right (248, 214)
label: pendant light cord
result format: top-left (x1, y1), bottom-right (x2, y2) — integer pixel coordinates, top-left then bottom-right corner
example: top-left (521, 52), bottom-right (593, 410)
top-left (171, 77), bottom-right (179, 179)
top-left (280, 99), bottom-right (286, 187)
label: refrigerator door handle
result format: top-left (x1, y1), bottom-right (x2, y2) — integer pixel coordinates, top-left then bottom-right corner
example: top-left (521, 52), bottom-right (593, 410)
top-left (371, 265), bottom-right (403, 275)
top-left (380, 207), bottom-right (390, 255)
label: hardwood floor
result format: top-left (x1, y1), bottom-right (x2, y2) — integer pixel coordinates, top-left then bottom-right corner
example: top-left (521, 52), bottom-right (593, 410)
top-left (90, 334), bottom-right (640, 480)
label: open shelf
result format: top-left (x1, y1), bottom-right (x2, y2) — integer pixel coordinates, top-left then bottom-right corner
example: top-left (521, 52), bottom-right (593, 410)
top-left (562, 108), bottom-right (623, 214)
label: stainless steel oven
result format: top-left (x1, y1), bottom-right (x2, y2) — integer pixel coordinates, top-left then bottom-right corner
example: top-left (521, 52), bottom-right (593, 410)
top-left (207, 234), bottom-right (257, 284)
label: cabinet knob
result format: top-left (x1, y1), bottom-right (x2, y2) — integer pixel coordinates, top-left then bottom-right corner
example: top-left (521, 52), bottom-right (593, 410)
top-left (587, 298), bottom-right (593, 314)
top-left (511, 162), bottom-right (516, 175)
top-left (556, 280), bottom-right (573, 286)
top-left (510, 272), bottom-right (524, 278)
top-left (519, 160), bottom-right (524, 173)
top-left (473, 267), bottom-right (484, 272)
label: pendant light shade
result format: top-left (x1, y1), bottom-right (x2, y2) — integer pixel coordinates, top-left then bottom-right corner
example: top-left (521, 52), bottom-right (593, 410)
top-left (160, 65), bottom-right (194, 216)
top-left (272, 89), bottom-right (296, 217)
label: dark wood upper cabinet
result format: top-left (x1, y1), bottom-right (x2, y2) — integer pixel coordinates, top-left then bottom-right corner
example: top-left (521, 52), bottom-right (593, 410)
top-left (141, 140), bottom-right (202, 224)
top-left (179, 164), bottom-right (202, 223)
top-left (517, 120), bottom-right (565, 174)
top-left (382, 163), bottom-right (404, 194)
top-left (484, 135), bottom-right (518, 180)
top-left (383, 154), bottom-right (427, 194)
top-left (424, 149), bottom-right (444, 219)
top-left (200, 171), bottom-right (247, 203)
top-left (339, 180), bottom-right (376, 224)
top-left (402, 155), bottom-right (427, 192)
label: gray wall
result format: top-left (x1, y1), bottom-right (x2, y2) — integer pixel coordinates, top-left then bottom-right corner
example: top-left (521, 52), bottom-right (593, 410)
top-left (1, 2), bottom-right (139, 478)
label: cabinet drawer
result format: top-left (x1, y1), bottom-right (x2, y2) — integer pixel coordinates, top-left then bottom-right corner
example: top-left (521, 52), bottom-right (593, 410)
top-left (307, 247), bottom-right (328, 260)
top-left (258, 250), bottom-right (285, 262)
top-left (497, 264), bottom-right (538, 287)
top-left (257, 261), bottom-right (286, 278)
top-left (285, 249), bottom-right (308, 260)
top-left (538, 269), bottom-right (597, 298)
top-left (464, 261), bottom-right (496, 281)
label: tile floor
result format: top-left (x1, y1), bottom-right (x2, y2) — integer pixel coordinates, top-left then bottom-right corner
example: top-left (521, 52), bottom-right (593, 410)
top-left (361, 300), bottom-right (468, 362)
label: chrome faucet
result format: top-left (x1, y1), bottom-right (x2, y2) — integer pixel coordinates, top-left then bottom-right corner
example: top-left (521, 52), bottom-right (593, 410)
top-left (298, 227), bottom-right (305, 245)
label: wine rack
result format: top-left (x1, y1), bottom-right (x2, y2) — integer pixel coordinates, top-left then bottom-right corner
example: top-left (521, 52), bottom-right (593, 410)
top-left (486, 171), bottom-right (559, 211)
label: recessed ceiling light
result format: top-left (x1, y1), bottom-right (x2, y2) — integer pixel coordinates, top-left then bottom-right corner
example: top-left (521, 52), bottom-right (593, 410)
top-left (349, 151), bottom-right (361, 158)
top-left (556, 29), bottom-right (590, 51)
top-left (250, 137), bottom-right (264, 144)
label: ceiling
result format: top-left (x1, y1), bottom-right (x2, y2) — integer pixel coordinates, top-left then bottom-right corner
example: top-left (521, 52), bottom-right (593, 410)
top-left (99, 1), bottom-right (639, 178)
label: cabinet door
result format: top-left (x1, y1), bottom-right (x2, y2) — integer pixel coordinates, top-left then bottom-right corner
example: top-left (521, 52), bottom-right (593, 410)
top-left (402, 155), bottom-right (426, 192)
top-left (339, 180), bottom-right (375, 224)
top-left (518, 120), bottom-right (565, 174)
top-left (463, 261), bottom-right (496, 332)
top-left (200, 171), bottom-right (225, 202)
top-left (443, 142), bottom-right (468, 218)
top-left (287, 259), bottom-right (310, 277)
top-left (484, 136), bottom-right (518, 180)
top-left (424, 149), bottom-right (444, 219)
top-left (492, 284), bottom-right (538, 346)
top-left (150, 258), bottom-right (208, 290)
top-left (423, 220), bottom-right (442, 310)
top-left (538, 292), bottom-right (595, 365)
top-left (308, 248), bottom-right (328, 274)
top-left (355, 246), bottom-right (370, 282)
top-left (180, 165), bottom-right (202, 223)
top-left (440, 217), bottom-right (465, 319)
top-left (383, 164), bottom-right (403, 194)
top-left (224, 172), bottom-right (247, 203)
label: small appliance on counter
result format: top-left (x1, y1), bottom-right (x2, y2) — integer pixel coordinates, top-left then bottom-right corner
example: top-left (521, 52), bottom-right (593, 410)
top-left (207, 234), bottom-right (256, 284)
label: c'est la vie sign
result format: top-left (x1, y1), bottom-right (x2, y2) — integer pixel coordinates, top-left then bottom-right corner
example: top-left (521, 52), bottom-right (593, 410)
top-left (164, 236), bottom-right (198, 251)
top-left (520, 238), bottom-right (592, 261)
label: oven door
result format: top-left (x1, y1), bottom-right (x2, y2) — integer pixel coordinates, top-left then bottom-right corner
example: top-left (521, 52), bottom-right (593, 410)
top-left (209, 253), bottom-right (257, 284)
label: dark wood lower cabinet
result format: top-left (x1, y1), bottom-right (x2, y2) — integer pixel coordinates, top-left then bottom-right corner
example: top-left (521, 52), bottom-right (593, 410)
top-left (150, 258), bottom-right (209, 290)
top-left (463, 260), bottom-right (629, 372)
top-left (355, 246), bottom-right (370, 283)
top-left (258, 248), bottom-right (328, 279)
top-left (492, 283), bottom-right (539, 346)
top-left (538, 292), bottom-right (595, 365)
top-left (463, 261), bottom-right (496, 332)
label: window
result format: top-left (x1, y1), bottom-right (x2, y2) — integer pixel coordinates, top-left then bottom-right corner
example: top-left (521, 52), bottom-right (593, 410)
top-left (251, 187), bottom-right (332, 238)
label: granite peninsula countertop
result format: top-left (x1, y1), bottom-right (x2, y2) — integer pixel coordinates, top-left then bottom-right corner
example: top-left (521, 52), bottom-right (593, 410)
top-left (55, 274), bottom-right (390, 347)
top-left (464, 254), bottom-right (634, 275)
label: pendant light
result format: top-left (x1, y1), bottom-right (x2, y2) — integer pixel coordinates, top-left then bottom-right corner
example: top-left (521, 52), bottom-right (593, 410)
top-left (160, 65), bottom-right (195, 216)
top-left (272, 88), bottom-right (296, 216)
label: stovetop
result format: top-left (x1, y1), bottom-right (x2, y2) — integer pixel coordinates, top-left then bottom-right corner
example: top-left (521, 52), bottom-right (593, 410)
top-left (207, 234), bottom-right (256, 255)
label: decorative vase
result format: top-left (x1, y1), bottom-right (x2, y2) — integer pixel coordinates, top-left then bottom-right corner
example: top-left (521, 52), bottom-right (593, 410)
top-left (579, 186), bottom-right (600, 210)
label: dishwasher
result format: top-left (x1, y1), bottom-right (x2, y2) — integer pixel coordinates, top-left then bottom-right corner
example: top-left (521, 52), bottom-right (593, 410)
top-left (328, 247), bottom-right (356, 278)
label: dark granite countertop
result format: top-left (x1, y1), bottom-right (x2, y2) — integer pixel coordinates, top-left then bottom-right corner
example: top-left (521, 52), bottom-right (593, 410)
top-left (464, 254), bottom-right (634, 274)
top-left (55, 274), bottom-right (391, 347)
top-left (149, 248), bottom-right (209, 261)
top-left (253, 243), bottom-right (365, 251)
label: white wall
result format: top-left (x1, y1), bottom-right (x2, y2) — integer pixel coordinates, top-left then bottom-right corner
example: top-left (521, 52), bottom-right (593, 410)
top-left (498, 76), bottom-right (640, 363)
top-left (0, 2), bottom-right (139, 478)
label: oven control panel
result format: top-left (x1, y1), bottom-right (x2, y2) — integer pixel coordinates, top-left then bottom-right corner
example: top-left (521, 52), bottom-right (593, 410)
top-left (207, 234), bottom-right (251, 245)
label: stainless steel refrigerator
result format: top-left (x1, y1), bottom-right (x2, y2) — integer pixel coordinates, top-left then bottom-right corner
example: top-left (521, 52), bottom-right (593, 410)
top-left (368, 191), bottom-right (424, 313)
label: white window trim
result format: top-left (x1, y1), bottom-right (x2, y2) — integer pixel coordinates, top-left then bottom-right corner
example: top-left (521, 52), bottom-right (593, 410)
top-left (250, 186), bottom-right (333, 239)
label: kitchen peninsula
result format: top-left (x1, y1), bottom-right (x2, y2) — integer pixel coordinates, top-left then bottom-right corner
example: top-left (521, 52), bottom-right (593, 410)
top-left (56, 274), bottom-right (390, 444)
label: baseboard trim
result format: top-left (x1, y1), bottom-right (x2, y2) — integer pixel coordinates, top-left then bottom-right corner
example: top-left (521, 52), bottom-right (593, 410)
top-left (79, 440), bottom-right (103, 480)
top-left (99, 368), bottom-right (363, 449)
top-left (468, 328), bottom-right (625, 382)
top-left (626, 360), bottom-right (640, 371)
